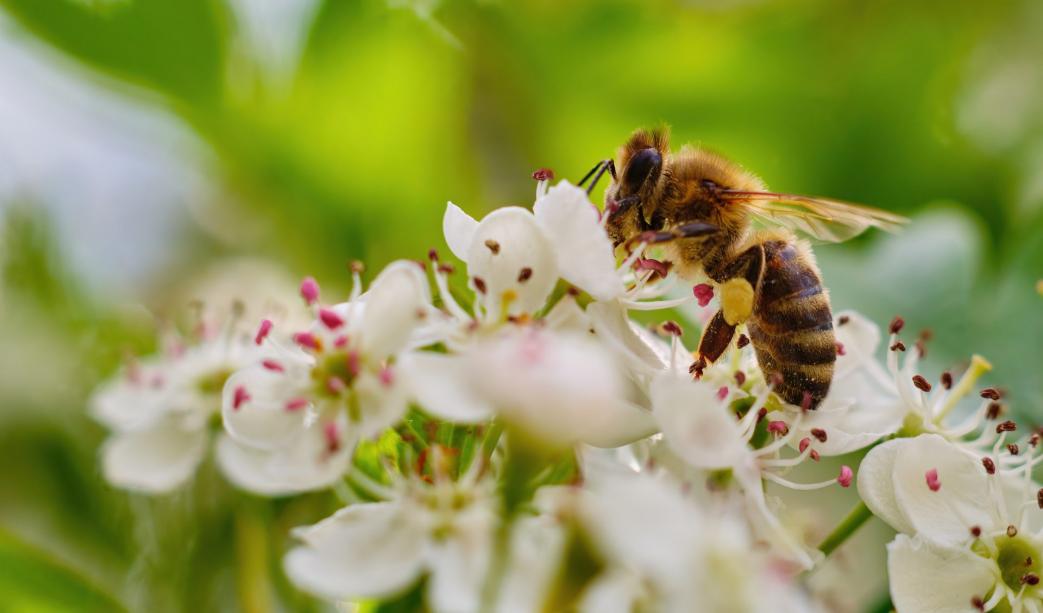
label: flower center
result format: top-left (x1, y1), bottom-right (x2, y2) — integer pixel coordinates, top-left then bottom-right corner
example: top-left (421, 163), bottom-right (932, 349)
top-left (994, 535), bottom-right (1041, 592)
top-left (197, 368), bottom-right (233, 396)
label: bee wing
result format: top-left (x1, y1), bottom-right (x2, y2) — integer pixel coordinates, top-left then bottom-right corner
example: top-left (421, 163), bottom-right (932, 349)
top-left (720, 190), bottom-right (908, 243)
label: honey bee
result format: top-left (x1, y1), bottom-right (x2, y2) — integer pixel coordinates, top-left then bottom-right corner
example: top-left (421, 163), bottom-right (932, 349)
top-left (583, 128), bottom-right (907, 409)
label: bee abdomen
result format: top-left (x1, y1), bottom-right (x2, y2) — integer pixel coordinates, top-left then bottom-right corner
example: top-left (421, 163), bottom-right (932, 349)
top-left (748, 241), bottom-right (835, 409)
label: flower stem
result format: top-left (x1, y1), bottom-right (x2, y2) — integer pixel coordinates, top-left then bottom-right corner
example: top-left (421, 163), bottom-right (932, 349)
top-left (818, 501), bottom-right (873, 557)
top-left (235, 502), bottom-right (273, 613)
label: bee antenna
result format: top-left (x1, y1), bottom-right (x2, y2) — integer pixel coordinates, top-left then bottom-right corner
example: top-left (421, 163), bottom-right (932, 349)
top-left (578, 159), bottom-right (616, 195)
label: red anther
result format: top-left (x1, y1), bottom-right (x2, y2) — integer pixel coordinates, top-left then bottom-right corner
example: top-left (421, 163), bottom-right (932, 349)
top-left (326, 376), bottom-right (346, 394)
top-left (293, 332), bottom-right (321, 351)
top-left (799, 438), bottom-right (811, 453)
top-left (1008, 443), bottom-right (1020, 456)
top-left (413, 259), bottom-right (427, 271)
top-left (915, 339), bottom-right (927, 358)
top-left (982, 457), bottom-right (996, 475)
top-left (692, 284), bottom-right (714, 307)
top-left (517, 267), bottom-right (533, 283)
top-left (837, 315), bottom-right (850, 326)
top-left (890, 341), bottom-right (906, 352)
top-left (532, 168), bottom-right (554, 181)
top-left (835, 342), bottom-right (846, 356)
top-left (756, 407), bottom-right (767, 422)
top-left (1031, 434), bottom-right (1040, 448)
top-left (940, 371), bottom-right (953, 389)
top-left (980, 388), bottom-right (1001, 400)
top-left (889, 316), bottom-right (905, 335)
top-left (767, 420), bottom-right (788, 435)
top-left (379, 366), bottom-right (395, 387)
top-left (801, 391), bottom-right (814, 412)
top-left (427, 248), bottom-right (439, 261)
top-left (662, 321), bottom-right (683, 336)
top-left (484, 239), bottom-right (501, 254)
top-left (300, 276), bottom-right (320, 305)
top-left (262, 359), bottom-right (284, 372)
top-left (254, 319), bottom-right (273, 345)
top-left (285, 397), bottom-right (308, 412)
top-left (324, 421), bottom-right (341, 454)
top-left (987, 402), bottom-right (1003, 420)
top-left (925, 468), bottom-right (941, 492)
top-left (346, 351), bottom-right (361, 378)
top-left (334, 335), bottom-right (349, 348)
top-left (717, 386), bottom-right (729, 400)
top-left (811, 428), bottom-right (827, 443)
top-left (319, 308), bottom-right (345, 330)
top-left (1037, 489), bottom-right (1043, 509)
top-left (473, 277), bottom-right (487, 294)
top-left (971, 596), bottom-right (984, 611)
top-left (810, 450), bottom-right (820, 462)
top-left (437, 263), bottom-right (455, 275)
top-left (688, 356), bottom-right (707, 379)
top-left (233, 385), bottom-right (250, 411)
top-left (912, 375), bottom-right (932, 392)
top-left (1023, 574), bottom-right (1040, 586)
top-left (837, 465), bottom-right (853, 488)
top-left (566, 286), bottom-right (580, 297)
top-left (1008, 525), bottom-right (1019, 538)
top-left (996, 420), bottom-right (1017, 434)
top-left (734, 370), bottom-right (746, 386)
top-left (970, 525), bottom-right (982, 538)
top-left (736, 334), bottom-right (750, 349)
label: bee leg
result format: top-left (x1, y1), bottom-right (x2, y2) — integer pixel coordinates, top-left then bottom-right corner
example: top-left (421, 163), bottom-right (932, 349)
top-left (629, 222), bottom-right (718, 250)
top-left (690, 310), bottom-right (736, 378)
top-left (578, 159), bottom-right (617, 195)
top-left (720, 278), bottom-right (755, 326)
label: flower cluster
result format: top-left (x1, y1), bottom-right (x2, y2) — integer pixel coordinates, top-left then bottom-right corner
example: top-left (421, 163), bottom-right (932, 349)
top-left (90, 174), bottom-right (1024, 612)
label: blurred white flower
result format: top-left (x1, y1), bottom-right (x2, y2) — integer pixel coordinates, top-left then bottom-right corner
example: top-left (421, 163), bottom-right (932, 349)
top-left (859, 434), bottom-right (1043, 612)
top-left (284, 448), bottom-right (497, 612)
top-left (90, 316), bottom-right (262, 493)
top-left (219, 261), bottom-right (434, 494)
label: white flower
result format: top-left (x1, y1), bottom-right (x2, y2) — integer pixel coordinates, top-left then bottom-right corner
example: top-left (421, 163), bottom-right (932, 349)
top-left (859, 434), bottom-right (1043, 612)
top-left (219, 261), bottom-right (433, 494)
top-left (577, 470), bottom-right (820, 613)
top-left (89, 319), bottom-right (262, 493)
top-left (284, 451), bottom-right (497, 612)
top-left (406, 325), bottom-right (657, 450)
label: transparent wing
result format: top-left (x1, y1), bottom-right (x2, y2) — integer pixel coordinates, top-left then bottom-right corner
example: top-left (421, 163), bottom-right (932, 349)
top-left (720, 190), bottom-right (908, 243)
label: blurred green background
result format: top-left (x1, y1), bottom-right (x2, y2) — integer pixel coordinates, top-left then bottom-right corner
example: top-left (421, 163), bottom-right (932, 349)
top-left (0, 0), bottom-right (1040, 611)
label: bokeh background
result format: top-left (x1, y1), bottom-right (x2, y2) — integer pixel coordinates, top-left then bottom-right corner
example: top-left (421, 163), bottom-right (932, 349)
top-left (0, 0), bottom-right (1041, 611)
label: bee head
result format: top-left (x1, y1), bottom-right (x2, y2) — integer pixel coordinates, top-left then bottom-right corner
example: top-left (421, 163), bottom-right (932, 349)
top-left (605, 128), bottom-right (669, 246)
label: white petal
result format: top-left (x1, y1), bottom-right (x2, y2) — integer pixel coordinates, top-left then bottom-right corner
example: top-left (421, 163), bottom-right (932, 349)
top-left (101, 419), bottom-right (207, 493)
top-left (533, 181), bottom-right (624, 300)
top-left (578, 571), bottom-right (646, 613)
top-left (352, 371), bottom-right (411, 439)
top-left (221, 365), bottom-right (310, 451)
top-left (466, 207), bottom-right (558, 316)
top-left (399, 352), bottom-right (493, 423)
top-left (427, 519), bottom-right (493, 613)
top-left (887, 534), bottom-right (996, 613)
top-left (494, 514), bottom-right (566, 613)
top-left (89, 362), bottom-right (174, 431)
top-left (284, 502), bottom-right (428, 601)
top-left (856, 438), bottom-right (916, 535)
top-left (892, 435), bottom-right (992, 546)
top-left (360, 260), bottom-right (432, 358)
top-left (654, 374), bottom-right (749, 470)
top-left (543, 295), bottom-right (589, 332)
top-left (791, 399), bottom-right (902, 456)
top-left (443, 202), bottom-right (478, 262)
top-left (216, 420), bottom-right (354, 495)
top-left (587, 301), bottom-right (668, 376)
top-left (833, 309), bottom-right (882, 378)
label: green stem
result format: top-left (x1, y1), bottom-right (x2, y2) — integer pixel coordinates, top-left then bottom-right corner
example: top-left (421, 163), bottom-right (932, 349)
top-left (235, 503), bottom-right (273, 613)
top-left (818, 501), bottom-right (873, 557)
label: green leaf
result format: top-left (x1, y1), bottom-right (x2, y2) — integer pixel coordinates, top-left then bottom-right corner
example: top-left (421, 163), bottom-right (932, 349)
top-left (0, 527), bottom-right (126, 612)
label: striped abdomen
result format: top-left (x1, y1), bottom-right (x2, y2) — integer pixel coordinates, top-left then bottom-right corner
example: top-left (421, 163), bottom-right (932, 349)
top-left (747, 240), bottom-right (835, 409)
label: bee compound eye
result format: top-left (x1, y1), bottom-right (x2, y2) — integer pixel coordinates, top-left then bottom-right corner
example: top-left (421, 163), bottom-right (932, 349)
top-left (624, 147), bottom-right (662, 191)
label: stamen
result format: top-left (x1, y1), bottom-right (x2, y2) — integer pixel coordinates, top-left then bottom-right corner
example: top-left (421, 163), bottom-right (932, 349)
top-left (734, 371), bottom-right (746, 386)
top-left (890, 341), bottom-right (906, 352)
top-left (737, 334), bottom-right (750, 349)
top-left (427, 248), bottom-right (439, 262)
top-left (925, 468), bottom-right (941, 492)
top-left (767, 421), bottom-right (789, 436)
top-left (319, 308), bottom-right (345, 330)
top-left (517, 267), bottom-right (533, 283)
top-left (1009, 444), bottom-right (1020, 456)
top-left (810, 428), bottom-right (827, 443)
top-left (801, 391), bottom-right (814, 412)
top-left (349, 261), bottom-right (365, 301)
top-left (285, 397), bottom-right (308, 412)
top-left (531, 168), bottom-right (554, 181)
top-left (941, 371), bottom-right (953, 389)
top-left (634, 258), bottom-right (671, 278)
top-left (293, 332), bottom-right (321, 351)
top-left (379, 366), bottom-right (395, 387)
top-left (997, 421), bottom-right (1018, 434)
top-left (837, 465), bottom-right (853, 488)
top-left (484, 239), bottom-right (501, 255)
top-left (262, 359), bottom-right (284, 372)
top-left (324, 421), bottom-right (341, 454)
top-left (889, 316), bottom-right (905, 334)
top-left (762, 472), bottom-right (838, 491)
top-left (837, 315), bottom-right (850, 326)
top-left (327, 376), bottom-right (346, 394)
top-left (254, 319), bottom-right (273, 345)
top-left (835, 342), bottom-right (845, 356)
top-left (346, 351), bottom-right (361, 378)
top-left (300, 276), bottom-right (320, 305)
top-left (981, 388), bottom-right (1002, 400)
top-left (233, 385), bottom-right (250, 410)
top-left (473, 277), bottom-right (487, 294)
top-left (934, 355), bottom-right (993, 423)
top-left (971, 525), bottom-right (982, 538)
top-left (971, 596), bottom-right (984, 611)
top-left (983, 457), bottom-right (997, 475)
top-left (1037, 489), bottom-right (1043, 509)
top-left (1008, 525), bottom-right (1019, 538)
top-left (334, 335), bottom-right (349, 348)
top-left (1022, 573), bottom-right (1040, 586)
top-left (692, 284), bottom-right (714, 307)
top-left (987, 402), bottom-right (1004, 420)
top-left (661, 321), bottom-right (683, 336)
top-left (912, 375), bottom-right (932, 392)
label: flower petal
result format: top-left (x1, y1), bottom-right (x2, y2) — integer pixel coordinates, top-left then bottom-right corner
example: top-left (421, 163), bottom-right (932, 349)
top-left (427, 515), bottom-right (494, 613)
top-left (856, 437), bottom-right (916, 535)
top-left (466, 207), bottom-right (558, 316)
top-left (533, 181), bottom-right (624, 300)
top-left (360, 260), bottom-right (432, 358)
top-left (443, 202), bottom-right (478, 262)
top-left (221, 364), bottom-right (310, 451)
top-left (399, 352), bottom-right (493, 423)
top-left (100, 419), bottom-right (207, 493)
top-left (891, 435), bottom-right (992, 546)
top-left (284, 502), bottom-right (428, 601)
top-left (887, 534), bottom-right (995, 613)
top-left (654, 374), bottom-right (749, 471)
